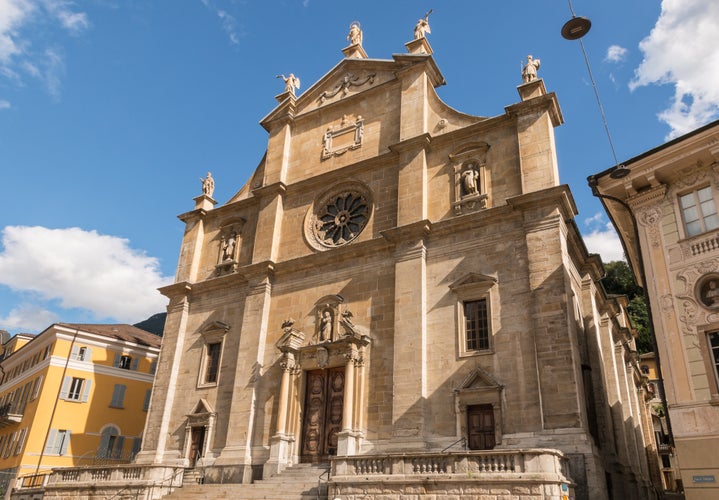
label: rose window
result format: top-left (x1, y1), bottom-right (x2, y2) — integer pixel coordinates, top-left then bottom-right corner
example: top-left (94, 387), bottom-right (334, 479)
top-left (306, 183), bottom-right (372, 250)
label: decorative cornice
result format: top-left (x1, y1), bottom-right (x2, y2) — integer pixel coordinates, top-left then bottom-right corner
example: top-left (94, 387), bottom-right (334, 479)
top-left (388, 133), bottom-right (432, 154)
top-left (380, 220), bottom-right (431, 245)
top-left (626, 184), bottom-right (667, 209)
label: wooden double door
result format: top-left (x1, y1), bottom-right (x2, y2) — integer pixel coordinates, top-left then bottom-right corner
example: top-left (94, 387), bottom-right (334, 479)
top-left (301, 367), bottom-right (345, 463)
top-left (467, 404), bottom-right (495, 450)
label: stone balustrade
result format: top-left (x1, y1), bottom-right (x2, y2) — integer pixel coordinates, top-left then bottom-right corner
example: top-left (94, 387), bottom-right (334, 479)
top-left (24, 465), bottom-right (184, 500)
top-left (330, 449), bottom-right (573, 500)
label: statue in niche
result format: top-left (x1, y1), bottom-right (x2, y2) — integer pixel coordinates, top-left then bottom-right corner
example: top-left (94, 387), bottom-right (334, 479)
top-left (704, 280), bottom-right (719, 307)
top-left (522, 55), bottom-right (541, 83)
top-left (461, 167), bottom-right (479, 196)
top-left (347, 21), bottom-right (362, 46)
top-left (414, 10), bottom-right (432, 39)
top-left (200, 172), bottom-right (215, 197)
top-left (222, 232), bottom-right (237, 262)
top-left (319, 309), bottom-right (333, 342)
top-left (277, 73), bottom-right (301, 95)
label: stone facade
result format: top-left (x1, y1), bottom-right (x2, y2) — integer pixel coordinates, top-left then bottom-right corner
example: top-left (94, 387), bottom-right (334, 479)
top-left (43, 34), bottom-right (657, 500)
top-left (590, 120), bottom-right (719, 500)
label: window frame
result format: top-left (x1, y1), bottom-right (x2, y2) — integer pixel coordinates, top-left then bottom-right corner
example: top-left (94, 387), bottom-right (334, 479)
top-left (196, 321), bottom-right (230, 389)
top-left (450, 274), bottom-right (498, 358)
top-left (678, 185), bottom-right (719, 238)
top-left (109, 384), bottom-right (127, 408)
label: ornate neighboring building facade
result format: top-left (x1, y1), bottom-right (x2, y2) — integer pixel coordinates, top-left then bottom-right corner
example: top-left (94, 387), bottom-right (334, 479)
top-left (590, 120), bottom-right (719, 500)
top-left (45, 23), bottom-right (656, 500)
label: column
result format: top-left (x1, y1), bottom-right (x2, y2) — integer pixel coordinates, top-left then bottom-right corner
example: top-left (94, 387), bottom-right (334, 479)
top-left (337, 347), bottom-right (359, 456)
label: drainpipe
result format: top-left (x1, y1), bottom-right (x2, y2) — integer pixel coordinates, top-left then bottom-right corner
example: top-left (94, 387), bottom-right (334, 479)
top-left (587, 175), bottom-right (675, 447)
top-left (34, 327), bottom-right (80, 479)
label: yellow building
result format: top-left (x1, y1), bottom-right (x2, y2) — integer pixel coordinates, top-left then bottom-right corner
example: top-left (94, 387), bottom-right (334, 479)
top-left (0, 323), bottom-right (160, 496)
top-left (590, 119), bottom-right (719, 499)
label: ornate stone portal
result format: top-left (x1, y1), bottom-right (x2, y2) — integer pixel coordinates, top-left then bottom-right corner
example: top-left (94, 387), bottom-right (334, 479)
top-left (267, 300), bottom-right (370, 475)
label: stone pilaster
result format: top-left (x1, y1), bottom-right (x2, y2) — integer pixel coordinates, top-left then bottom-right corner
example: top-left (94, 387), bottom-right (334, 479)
top-left (383, 222), bottom-right (430, 445)
top-left (506, 83), bottom-right (563, 194)
top-left (135, 283), bottom-right (192, 466)
top-left (215, 266), bottom-right (273, 480)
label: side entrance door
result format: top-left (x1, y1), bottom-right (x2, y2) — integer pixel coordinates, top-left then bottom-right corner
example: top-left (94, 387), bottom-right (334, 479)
top-left (467, 404), bottom-right (495, 450)
top-left (188, 426), bottom-right (205, 467)
top-left (301, 367), bottom-right (345, 463)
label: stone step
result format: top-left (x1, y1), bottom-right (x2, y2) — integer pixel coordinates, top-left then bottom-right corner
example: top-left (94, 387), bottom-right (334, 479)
top-left (163, 464), bottom-right (329, 500)
top-left (164, 483), bottom-right (326, 500)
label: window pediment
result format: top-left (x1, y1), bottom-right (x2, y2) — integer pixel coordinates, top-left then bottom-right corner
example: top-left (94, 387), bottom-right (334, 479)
top-left (199, 321), bottom-right (230, 340)
top-left (449, 273), bottom-right (498, 298)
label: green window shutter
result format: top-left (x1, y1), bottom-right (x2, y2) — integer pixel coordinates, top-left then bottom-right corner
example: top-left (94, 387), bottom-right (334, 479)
top-left (59, 376), bottom-right (71, 400)
top-left (81, 379), bottom-right (92, 402)
top-left (131, 437), bottom-right (142, 458)
top-left (130, 358), bottom-right (139, 371)
top-left (113, 436), bottom-right (125, 458)
top-left (98, 431), bottom-right (111, 458)
top-left (143, 389), bottom-right (151, 411)
top-left (44, 429), bottom-right (57, 454)
top-left (32, 375), bottom-right (43, 400)
top-left (59, 430), bottom-right (70, 455)
top-left (113, 354), bottom-right (121, 368)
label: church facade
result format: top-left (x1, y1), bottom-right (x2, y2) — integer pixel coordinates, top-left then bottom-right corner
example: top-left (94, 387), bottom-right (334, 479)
top-left (41, 26), bottom-right (655, 500)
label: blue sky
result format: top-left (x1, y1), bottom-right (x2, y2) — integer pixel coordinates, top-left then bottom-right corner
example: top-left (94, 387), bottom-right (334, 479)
top-left (1, 0), bottom-right (718, 333)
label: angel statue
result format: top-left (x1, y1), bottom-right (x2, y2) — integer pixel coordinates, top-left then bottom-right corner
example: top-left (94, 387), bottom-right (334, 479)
top-left (200, 171), bottom-right (214, 197)
top-left (522, 55), bottom-right (541, 83)
top-left (277, 73), bottom-right (301, 96)
top-left (347, 21), bottom-right (362, 46)
top-left (414, 10), bottom-right (432, 39)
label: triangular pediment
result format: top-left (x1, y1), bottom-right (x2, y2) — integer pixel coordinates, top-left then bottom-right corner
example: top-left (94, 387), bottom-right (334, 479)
top-left (459, 367), bottom-right (502, 391)
top-left (191, 398), bottom-right (214, 415)
top-left (449, 273), bottom-right (498, 295)
top-left (199, 320), bottom-right (230, 338)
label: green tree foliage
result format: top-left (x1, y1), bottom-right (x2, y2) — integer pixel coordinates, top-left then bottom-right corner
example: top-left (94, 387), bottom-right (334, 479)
top-left (601, 261), bottom-right (653, 354)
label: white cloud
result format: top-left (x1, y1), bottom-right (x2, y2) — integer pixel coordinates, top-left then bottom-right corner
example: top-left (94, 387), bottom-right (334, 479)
top-left (199, 0), bottom-right (241, 45)
top-left (630, 0), bottom-right (719, 138)
top-left (0, 226), bottom-right (172, 325)
top-left (605, 45), bottom-right (628, 63)
top-left (582, 213), bottom-right (626, 263)
top-left (0, 304), bottom-right (59, 332)
top-left (0, 99), bottom-right (10, 109)
top-left (0, 0), bottom-right (88, 97)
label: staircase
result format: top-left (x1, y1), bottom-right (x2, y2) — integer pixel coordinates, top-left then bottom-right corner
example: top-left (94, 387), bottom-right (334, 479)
top-left (163, 463), bottom-right (330, 500)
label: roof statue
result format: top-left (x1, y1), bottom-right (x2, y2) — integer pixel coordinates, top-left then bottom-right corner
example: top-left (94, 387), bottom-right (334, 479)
top-left (522, 55), bottom-right (541, 83)
top-left (414, 9), bottom-right (432, 39)
top-left (200, 171), bottom-right (214, 197)
top-left (347, 21), bottom-right (362, 46)
top-left (277, 73), bottom-right (301, 96)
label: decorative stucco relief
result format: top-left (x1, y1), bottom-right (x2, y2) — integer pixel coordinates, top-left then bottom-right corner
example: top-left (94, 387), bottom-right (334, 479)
top-left (667, 160), bottom-right (719, 197)
top-left (321, 115), bottom-right (364, 159)
top-left (318, 72), bottom-right (375, 105)
top-left (635, 206), bottom-right (663, 248)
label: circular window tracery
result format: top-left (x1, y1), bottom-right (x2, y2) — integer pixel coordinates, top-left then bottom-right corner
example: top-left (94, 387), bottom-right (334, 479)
top-left (305, 182), bottom-right (372, 250)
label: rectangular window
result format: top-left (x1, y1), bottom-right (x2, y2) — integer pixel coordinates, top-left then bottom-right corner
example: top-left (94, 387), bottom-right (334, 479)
top-left (44, 429), bottom-right (71, 455)
top-left (465, 299), bottom-right (490, 351)
top-left (149, 359), bottom-right (157, 375)
top-left (204, 342), bottom-right (222, 384)
top-left (60, 376), bottom-right (91, 402)
top-left (709, 332), bottom-right (719, 385)
top-left (68, 377), bottom-right (84, 400)
top-left (110, 384), bottom-right (126, 408)
top-left (680, 186), bottom-right (719, 237)
top-left (13, 428), bottom-right (27, 456)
